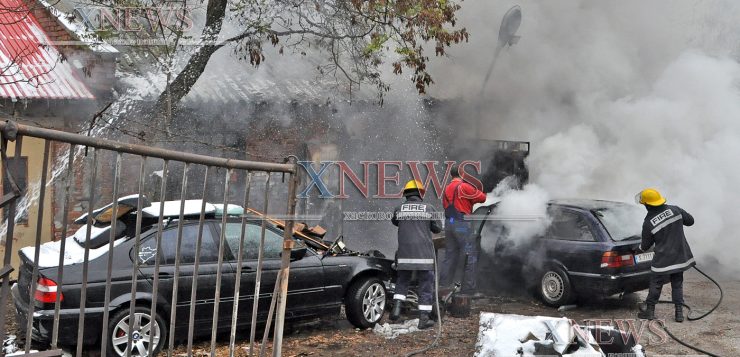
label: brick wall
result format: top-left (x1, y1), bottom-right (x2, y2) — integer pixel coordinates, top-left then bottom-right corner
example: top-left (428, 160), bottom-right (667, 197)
top-left (50, 143), bottom-right (116, 241)
top-left (29, 1), bottom-right (117, 98)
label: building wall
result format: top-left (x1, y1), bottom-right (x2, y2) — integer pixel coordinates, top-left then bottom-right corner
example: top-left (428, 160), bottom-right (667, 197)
top-left (0, 136), bottom-right (54, 279)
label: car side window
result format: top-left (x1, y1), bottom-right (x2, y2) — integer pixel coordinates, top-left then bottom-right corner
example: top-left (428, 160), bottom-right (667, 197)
top-left (547, 209), bottom-right (595, 242)
top-left (223, 223), bottom-right (284, 260)
top-left (137, 224), bottom-right (219, 265)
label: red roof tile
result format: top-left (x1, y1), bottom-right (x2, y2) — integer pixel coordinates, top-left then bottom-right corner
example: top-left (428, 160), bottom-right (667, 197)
top-left (0, 0), bottom-right (94, 99)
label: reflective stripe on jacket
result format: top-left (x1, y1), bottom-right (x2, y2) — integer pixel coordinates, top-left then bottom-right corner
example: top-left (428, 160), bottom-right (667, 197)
top-left (392, 195), bottom-right (443, 270)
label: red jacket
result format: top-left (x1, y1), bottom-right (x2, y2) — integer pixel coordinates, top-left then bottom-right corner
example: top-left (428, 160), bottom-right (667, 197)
top-left (442, 178), bottom-right (487, 215)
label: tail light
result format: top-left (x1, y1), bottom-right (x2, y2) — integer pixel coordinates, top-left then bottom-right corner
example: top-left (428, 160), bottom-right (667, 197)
top-left (600, 251), bottom-right (634, 268)
top-left (34, 277), bottom-right (63, 303)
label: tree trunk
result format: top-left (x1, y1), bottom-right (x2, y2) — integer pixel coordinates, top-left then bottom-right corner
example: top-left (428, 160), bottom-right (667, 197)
top-left (150, 0), bottom-right (228, 121)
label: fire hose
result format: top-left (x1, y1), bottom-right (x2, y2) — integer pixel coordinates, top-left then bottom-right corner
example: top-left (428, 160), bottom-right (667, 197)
top-left (649, 265), bottom-right (724, 357)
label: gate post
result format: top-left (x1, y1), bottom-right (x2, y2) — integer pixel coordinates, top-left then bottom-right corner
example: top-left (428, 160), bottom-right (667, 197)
top-left (272, 159), bottom-right (299, 357)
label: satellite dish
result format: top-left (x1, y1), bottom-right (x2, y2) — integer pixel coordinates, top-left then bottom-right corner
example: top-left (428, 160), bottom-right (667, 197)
top-left (498, 5), bottom-right (522, 47)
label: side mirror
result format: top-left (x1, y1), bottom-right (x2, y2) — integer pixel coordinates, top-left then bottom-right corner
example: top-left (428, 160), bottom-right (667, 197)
top-left (289, 246), bottom-right (307, 261)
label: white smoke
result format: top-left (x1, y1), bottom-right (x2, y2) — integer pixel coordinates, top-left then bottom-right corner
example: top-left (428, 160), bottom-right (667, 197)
top-left (479, 181), bottom-right (550, 255)
top-left (426, 1), bottom-right (740, 273)
top-left (529, 52), bottom-right (740, 271)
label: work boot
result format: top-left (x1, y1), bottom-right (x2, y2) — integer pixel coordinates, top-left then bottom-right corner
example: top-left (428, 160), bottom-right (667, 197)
top-left (637, 303), bottom-right (655, 320)
top-left (675, 305), bottom-right (684, 323)
top-left (418, 312), bottom-right (435, 330)
top-left (389, 300), bottom-right (402, 322)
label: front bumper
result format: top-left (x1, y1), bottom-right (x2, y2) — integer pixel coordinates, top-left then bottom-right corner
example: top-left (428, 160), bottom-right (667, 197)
top-left (12, 283), bottom-right (103, 346)
top-left (569, 270), bottom-right (651, 296)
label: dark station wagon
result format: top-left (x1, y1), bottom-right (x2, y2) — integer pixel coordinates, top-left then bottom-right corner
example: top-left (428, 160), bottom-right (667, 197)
top-left (473, 199), bottom-right (653, 306)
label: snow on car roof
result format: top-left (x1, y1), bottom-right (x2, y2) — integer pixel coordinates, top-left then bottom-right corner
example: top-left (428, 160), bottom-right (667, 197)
top-left (141, 200), bottom-right (216, 218)
top-left (74, 194), bottom-right (145, 223)
top-left (72, 224), bottom-right (110, 243)
top-left (21, 200), bottom-right (223, 268)
top-left (20, 225), bottom-right (126, 268)
top-left (75, 197), bottom-right (220, 223)
top-left (212, 204), bottom-right (244, 216)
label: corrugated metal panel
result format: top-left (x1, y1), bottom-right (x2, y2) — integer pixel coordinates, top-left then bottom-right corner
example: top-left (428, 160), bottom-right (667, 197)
top-left (0, 0), bottom-right (94, 99)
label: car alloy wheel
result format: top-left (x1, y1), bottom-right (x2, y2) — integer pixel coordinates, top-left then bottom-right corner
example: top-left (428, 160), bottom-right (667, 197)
top-left (362, 282), bottom-right (386, 324)
top-left (541, 271), bottom-right (564, 301)
top-left (111, 312), bottom-right (161, 356)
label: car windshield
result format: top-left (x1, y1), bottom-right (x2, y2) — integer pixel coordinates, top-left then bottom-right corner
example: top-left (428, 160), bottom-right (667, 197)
top-left (592, 204), bottom-right (645, 241)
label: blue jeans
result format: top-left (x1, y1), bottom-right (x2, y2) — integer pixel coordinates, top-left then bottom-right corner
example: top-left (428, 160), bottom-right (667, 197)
top-left (440, 223), bottom-right (478, 292)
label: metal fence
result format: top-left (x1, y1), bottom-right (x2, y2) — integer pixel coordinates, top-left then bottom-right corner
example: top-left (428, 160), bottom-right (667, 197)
top-left (0, 121), bottom-right (299, 357)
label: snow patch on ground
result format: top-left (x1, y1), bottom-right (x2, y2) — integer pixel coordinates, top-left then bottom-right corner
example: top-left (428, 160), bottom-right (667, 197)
top-left (3, 335), bottom-right (18, 355)
top-left (475, 312), bottom-right (646, 357)
top-left (373, 319), bottom-right (420, 339)
top-left (475, 313), bottom-right (561, 356)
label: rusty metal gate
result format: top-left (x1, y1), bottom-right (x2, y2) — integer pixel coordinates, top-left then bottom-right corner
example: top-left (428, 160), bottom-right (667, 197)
top-left (0, 121), bottom-right (299, 357)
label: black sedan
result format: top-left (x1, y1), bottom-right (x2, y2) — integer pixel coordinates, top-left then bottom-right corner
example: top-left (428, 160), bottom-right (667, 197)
top-left (12, 200), bottom-right (392, 355)
top-left (474, 199), bottom-right (652, 306)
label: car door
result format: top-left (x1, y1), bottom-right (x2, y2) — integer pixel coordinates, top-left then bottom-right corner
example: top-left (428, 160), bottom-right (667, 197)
top-left (218, 221), bottom-right (324, 324)
top-left (543, 207), bottom-right (602, 273)
top-left (136, 222), bottom-right (234, 335)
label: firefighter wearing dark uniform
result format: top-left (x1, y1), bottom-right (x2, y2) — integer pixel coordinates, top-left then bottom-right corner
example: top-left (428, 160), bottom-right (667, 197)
top-left (636, 188), bottom-right (695, 322)
top-left (389, 180), bottom-right (443, 329)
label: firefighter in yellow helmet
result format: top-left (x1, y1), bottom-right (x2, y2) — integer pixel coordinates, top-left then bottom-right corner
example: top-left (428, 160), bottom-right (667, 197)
top-left (635, 188), bottom-right (695, 322)
top-left (389, 180), bottom-right (443, 329)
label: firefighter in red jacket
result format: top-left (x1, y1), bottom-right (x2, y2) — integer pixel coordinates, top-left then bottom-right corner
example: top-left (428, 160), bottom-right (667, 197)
top-left (440, 164), bottom-right (487, 293)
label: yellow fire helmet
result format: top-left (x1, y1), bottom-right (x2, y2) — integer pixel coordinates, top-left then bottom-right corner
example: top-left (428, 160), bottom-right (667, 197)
top-left (635, 188), bottom-right (666, 206)
top-left (403, 179), bottom-right (425, 194)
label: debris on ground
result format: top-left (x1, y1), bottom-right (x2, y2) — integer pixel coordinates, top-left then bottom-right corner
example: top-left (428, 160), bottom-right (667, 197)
top-left (474, 312), bottom-right (645, 357)
top-left (373, 319), bottom-right (420, 339)
top-left (3, 335), bottom-right (18, 355)
top-left (6, 272), bottom-right (732, 356)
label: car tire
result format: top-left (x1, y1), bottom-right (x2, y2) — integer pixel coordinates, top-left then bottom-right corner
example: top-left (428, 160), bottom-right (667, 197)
top-left (346, 277), bottom-right (386, 328)
top-left (537, 267), bottom-right (574, 307)
top-left (107, 306), bottom-right (166, 357)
